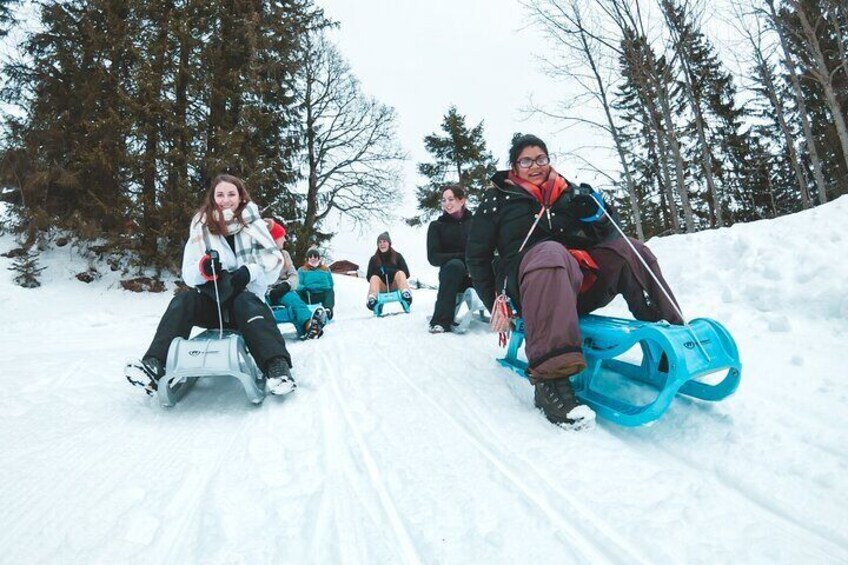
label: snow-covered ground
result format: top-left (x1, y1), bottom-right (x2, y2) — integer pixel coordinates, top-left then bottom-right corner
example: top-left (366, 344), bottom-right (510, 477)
top-left (1, 198), bottom-right (847, 564)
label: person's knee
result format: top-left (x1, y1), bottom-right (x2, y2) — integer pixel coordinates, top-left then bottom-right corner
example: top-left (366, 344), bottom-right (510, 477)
top-left (440, 259), bottom-right (466, 279)
top-left (167, 290), bottom-right (198, 313)
top-left (232, 292), bottom-right (265, 316)
top-left (280, 292), bottom-right (299, 308)
top-left (521, 241), bottom-right (579, 273)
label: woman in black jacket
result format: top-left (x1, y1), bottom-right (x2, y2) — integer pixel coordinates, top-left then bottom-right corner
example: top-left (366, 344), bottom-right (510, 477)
top-left (365, 231), bottom-right (412, 310)
top-left (426, 185), bottom-right (473, 333)
top-left (466, 134), bottom-right (683, 428)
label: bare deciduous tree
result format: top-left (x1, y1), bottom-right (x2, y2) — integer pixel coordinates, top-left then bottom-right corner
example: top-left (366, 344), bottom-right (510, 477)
top-left (294, 31), bottom-right (406, 260)
top-left (525, 0), bottom-right (645, 240)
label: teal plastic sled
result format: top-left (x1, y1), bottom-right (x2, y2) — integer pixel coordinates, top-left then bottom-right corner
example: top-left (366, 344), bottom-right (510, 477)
top-left (158, 330), bottom-right (266, 407)
top-left (373, 289), bottom-right (410, 317)
top-left (270, 302), bottom-right (324, 325)
top-left (498, 315), bottom-right (741, 426)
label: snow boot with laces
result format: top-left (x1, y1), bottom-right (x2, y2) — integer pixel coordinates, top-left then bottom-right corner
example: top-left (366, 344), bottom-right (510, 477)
top-left (266, 357), bottom-right (296, 396)
top-left (533, 378), bottom-right (595, 430)
top-left (303, 307), bottom-right (326, 340)
top-left (125, 356), bottom-right (165, 396)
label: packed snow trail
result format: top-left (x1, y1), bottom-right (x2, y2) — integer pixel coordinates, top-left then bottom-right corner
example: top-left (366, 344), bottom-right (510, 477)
top-left (1, 197), bottom-right (847, 563)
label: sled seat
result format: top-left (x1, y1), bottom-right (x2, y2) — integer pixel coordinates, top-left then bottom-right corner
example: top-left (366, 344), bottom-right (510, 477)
top-left (159, 330), bottom-right (266, 407)
top-left (373, 289), bottom-right (410, 317)
top-left (498, 314), bottom-right (741, 427)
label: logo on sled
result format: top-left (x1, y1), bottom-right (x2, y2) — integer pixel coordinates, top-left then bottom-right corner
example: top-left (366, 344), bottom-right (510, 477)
top-left (189, 349), bottom-right (221, 356)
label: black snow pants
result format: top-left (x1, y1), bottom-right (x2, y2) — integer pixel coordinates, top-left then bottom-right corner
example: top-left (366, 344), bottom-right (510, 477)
top-left (143, 289), bottom-right (291, 372)
top-left (430, 258), bottom-right (473, 329)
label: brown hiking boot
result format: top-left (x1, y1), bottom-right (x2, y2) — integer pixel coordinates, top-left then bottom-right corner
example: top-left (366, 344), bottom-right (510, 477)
top-left (533, 378), bottom-right (595, 430)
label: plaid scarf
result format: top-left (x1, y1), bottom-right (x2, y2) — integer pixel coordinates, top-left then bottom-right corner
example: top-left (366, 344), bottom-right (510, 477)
top-left (190, 201), bottom-right (282, 274)
top-left (506, 167), bottom-right (568, 206)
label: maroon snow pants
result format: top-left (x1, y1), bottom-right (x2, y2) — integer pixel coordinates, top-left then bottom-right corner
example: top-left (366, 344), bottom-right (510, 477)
top-left (518, 238), bottom-right (684, 381)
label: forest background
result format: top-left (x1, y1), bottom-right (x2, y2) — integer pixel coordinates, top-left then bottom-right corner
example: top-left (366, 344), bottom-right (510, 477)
top-left (0, 0), bottom-right (846, 286)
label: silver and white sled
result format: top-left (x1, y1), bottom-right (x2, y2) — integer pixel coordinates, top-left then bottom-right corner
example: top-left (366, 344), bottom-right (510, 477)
top-left (453, 288), bottom-right (488, 334)
top-left (158, 330), bottom-right (266, 407)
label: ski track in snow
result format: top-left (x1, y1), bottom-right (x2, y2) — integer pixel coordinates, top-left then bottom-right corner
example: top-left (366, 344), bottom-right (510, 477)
top-left (379, 354), bottom-right (651, 564)
top-left (2, 197), bottom-right (848, 563)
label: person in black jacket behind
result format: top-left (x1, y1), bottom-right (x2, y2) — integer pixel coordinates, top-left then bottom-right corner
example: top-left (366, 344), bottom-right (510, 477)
top-left (426, 185), bottom-right (474, 333)
top-left (365, 232), bottom-right (412, 310)
top-left (466, 134), bottom-right (683, 429)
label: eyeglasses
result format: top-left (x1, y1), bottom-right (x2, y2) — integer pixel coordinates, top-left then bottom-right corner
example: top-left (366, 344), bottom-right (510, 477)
top-left (516, 155), bottom-right (550, 168)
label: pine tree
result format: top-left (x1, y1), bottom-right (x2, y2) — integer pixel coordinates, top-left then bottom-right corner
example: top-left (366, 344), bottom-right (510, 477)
top-left (1, 0), bottom-right (328, 273)
top-left (9, 246), bottom-right (45, 288)
top-left (0, 0), bottom-right (17, 37)
top-left (409, 106), bottom-right (497, 225)
top-left (1, 0), bottom-right (136, 238)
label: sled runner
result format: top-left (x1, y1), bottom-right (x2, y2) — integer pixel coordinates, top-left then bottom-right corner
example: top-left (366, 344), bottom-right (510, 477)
top-left (453, 288), bottom-right (488, 334)
top-left (373, 289), bottom-right (411, 317)
top-left (157, 329), bottom-right (266, 407)
top-left (498, 315), bottom-right (741, 427)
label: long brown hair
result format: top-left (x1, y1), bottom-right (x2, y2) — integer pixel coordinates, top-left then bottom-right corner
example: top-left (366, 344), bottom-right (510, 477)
top-left (372, 246), bottom-right (398, 267)
top-left (197, 174), bottom-right (253, 235)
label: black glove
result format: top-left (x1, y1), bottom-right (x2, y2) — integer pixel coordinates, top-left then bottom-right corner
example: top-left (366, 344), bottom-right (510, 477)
top-left (268, 281), bottom-right (290, 304)
top-left (199, 252), bottom-right (223, 280)
top-left (231, 266), bottom-right (250, 291)
top-left (571, 184), bottom-right (604, 221)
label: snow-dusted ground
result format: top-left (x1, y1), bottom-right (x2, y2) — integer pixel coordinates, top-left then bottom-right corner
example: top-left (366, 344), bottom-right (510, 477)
top-left (1, 198), bottom-right (847, 564)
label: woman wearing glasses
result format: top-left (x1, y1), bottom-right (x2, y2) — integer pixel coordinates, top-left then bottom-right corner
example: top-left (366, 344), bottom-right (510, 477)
top-left (426, 185), bottom-right (474, 333)
top-left (466, 134), bottom-right (683, 429)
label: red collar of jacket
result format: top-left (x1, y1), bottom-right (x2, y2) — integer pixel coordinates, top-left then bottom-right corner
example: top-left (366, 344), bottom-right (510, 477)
top-left (506, 168), bottom-right (568, 207)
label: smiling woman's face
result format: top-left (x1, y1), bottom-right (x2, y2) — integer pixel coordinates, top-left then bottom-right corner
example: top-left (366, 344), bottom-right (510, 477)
top-left (513, 146), bottom-right (550, 186)
top-left (214, 181), bottom-right (241, 211)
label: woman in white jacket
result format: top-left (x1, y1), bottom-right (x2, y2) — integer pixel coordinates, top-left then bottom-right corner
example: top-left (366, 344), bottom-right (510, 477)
top-left (126, 174), bottom-right (296, 396)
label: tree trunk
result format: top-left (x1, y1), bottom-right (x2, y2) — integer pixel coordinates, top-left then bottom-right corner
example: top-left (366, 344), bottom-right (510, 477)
top-left (791, 0), bottom-right (848, 189)
top-left (639, 91), bottom-right (680, 233)
top-left (662, 4), bottom-right (723, 227)
top-left (769, 0), bottom-right (829, 205)
top-left (753, 40), bottom-right (812, 208)
top-left (168, 11), bottom-right (191, 203)
top-left (140, 2), bottom-right (172, 258)
top-left (655, 75), bottom-right (695, 232)
top-left (575, 16), bottom-right (644, 239)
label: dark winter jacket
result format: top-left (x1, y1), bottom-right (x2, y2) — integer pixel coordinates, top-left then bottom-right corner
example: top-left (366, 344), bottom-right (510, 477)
top-left (366, 249), bottom-right (410, 284)
top-left (427, 208), bottom-right (473, 267)
top-left (465, 170), bottom-right (619, 313)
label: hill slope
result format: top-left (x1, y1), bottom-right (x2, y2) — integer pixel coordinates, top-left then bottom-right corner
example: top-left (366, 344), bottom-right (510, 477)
top-left (1, 198), bottom-right (846, 563)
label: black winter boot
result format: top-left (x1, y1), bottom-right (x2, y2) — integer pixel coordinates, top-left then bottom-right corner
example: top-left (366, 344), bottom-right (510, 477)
top-left (303, 307), bottom-right (326, 340)
top-left (534, 378), bottom-right (595, 430)
top-left (125, 357), bottom-right (165, 395)
top-left (266, 357), bottom-right (296, 396)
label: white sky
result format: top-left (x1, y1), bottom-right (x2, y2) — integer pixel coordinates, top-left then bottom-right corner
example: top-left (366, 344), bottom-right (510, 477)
top-left (316, 0), bottom-right (617, 214)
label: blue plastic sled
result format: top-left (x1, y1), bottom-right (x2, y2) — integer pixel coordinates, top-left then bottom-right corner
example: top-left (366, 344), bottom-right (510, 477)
top-left (373, 290), bottom-right (410, 317)
top-left (498, 315), bottom-right (741, 427)
top-left (270, 302), bottom-right (325, 325)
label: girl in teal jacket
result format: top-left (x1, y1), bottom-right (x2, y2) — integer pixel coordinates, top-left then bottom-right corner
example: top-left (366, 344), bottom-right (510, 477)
top-left (297, 248), bottom-right (336, 319)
